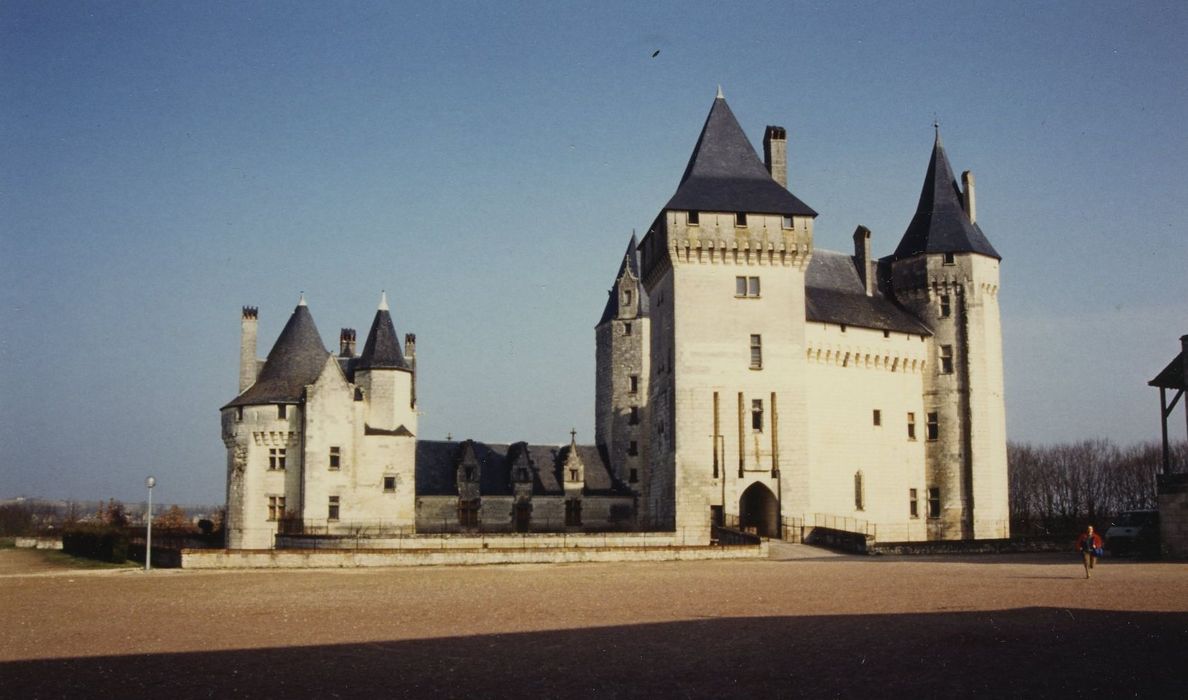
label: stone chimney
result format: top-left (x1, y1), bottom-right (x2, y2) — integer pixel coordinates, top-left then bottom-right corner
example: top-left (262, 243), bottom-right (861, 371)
top-left (339, 328), bottom-right (356, 357)
top-left (962, 170), bottom-right (977, 224)
top-left (239, 306), bottom-right (258, 392)
top-left (763, 125), bottom-right (788, 188)
top-left (852, 226), bottom-right (874, 296)
top-left (405, 333), bottom-right (417, 408)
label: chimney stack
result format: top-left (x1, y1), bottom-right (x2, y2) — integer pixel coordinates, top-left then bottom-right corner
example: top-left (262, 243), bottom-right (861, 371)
top-left (852, 226), bottom-right (874, 296)
top-left (339, 328), bottom-right (356, 357)
top-left (962, 170), bottom-right (977, 224)
top-left (405, 333), bottom-right (417, 408)
top-left (763, 125), bottom-right (788, 188)
top-left (239, 306), bottom-right (259, 392)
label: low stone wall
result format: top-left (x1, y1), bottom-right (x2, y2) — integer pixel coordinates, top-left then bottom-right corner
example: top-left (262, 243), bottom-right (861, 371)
top-left (1158, 473), bottom-right (1188, 559)
top-left (14, 537), bottom-right (63, 550)
top-left (182, 539), bottom-right (766, 569)
top-left (275, 531), bottom-right (690, 550)
top-left (870, 536), bottom-right (1070, 556)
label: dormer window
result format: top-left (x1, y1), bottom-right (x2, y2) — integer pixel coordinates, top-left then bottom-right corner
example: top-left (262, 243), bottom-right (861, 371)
top-left (782, 215), bottom-right (794, 229)
top-left (734, 212), bottom-right (747, 227)
top-left (943, 252), bottom-right (956, 265)
top-left (688, 210), bottom-right (699, 225)
top-left (623, 289), bottom-right (632, 306)
top-left (464, 466), bottom-right (475, 481)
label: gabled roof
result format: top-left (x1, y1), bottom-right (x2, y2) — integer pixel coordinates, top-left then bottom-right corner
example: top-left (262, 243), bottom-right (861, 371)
top-left (597, 233), bottom-right (649, 325)
top-left (414, 439), bottom-right (628, 497)
top-left (355, 302), bottom-right (407, 371)
top-left (224, 302), bottom-right (330, 408)
top-left (1149, 344), bottom-right (1186, 390)
top-left (892, 131), bottom-right (1000, 260)
top-left (664, 95), bottom-right (816, 217)
top-left (805, 250), bottom-right (933, 335)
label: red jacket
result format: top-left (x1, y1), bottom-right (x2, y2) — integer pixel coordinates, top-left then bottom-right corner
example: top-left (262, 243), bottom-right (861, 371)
top-left (1076, 532), bottom-right (1102, 552)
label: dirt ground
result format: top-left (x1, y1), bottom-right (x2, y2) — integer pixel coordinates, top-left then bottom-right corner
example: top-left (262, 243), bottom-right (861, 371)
top-left (1, 546), bottom-right (1186, 698)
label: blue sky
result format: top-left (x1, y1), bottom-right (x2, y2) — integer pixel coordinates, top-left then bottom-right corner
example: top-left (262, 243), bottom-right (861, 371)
top-left (2, 1), bottom-right (1186, 505)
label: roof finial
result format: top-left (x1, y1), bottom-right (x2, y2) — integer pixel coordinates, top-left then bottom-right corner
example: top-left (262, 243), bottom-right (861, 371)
top-left (378, 290), bottom-right (389, 311)
top-left (933, 116), bottom-right (942, 147)
top-left (570, 427), bottom-right (577, 445)
top-left (298, 291), bottom-right (307, 307)
top-left (716, 84), bottom-right (724, 100)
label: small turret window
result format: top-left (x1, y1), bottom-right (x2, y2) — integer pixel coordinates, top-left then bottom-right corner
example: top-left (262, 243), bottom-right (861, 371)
top-left (928, 488), bottom-right (941, 518)
top-left (943, 252), bottom-right (956, 266)
top-left (752, 399), bottom-right (764, 432)
top-left (782, 215), bottom-right (793, 229)
top-left (623, 289), bottom-right (633, 306)
top-left (629, 375), bottom-right (639, 393)
top-left (624, 322), bottom-right (632, 336)
top-left (277, 405), bottom-right (287, 419)
top-left (688, 210), bottom-right (700, 226)
top-left (926, 412), bottom-right (939, 441)
top-left (939, 345), bottom-right (954, 374)
top-left (383, 476), bottom-right (396, 492)
top-left (628, 441), bottom-right (638, 456)
top-left (735, 212), bottom-right (747, 227)
top-left (329, 447), bottom-right (340, 470)
top-left (940, 294), bottom-right (951, 318)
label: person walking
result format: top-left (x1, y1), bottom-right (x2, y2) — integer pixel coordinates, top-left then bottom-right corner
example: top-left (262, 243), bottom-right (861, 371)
top-left (1076, 525), bottom-right (1103, 579)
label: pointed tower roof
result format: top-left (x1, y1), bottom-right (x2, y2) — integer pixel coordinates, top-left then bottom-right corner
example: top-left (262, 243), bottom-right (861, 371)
top-left (664, 94), bottom-right (816, 216)
top-left (355, 292), bottom-right (407, 370)
top-left (224, 300), bottom-right (330, 407)
top-left (892, 131), bottom-right (1000, 260)
top-left (597, 233), bottom-right (649, 325)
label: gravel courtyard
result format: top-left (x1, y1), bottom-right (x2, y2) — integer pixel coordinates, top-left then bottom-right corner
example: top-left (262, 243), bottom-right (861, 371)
top-left (2, 546), bottom-right (1186, 698)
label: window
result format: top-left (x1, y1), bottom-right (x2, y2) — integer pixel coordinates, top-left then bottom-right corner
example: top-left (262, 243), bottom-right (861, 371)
top-left (267, 496), bottom-right (286, 521)
top-left (623, 289), bottom-right (633, 306)
top-left (565, 499), bottom-right (582, 526)
top-left (840, 324), bottom-right (847, 333)
top-left (782, 215), bottom-right (793, 229)
top-left (629, 375), bottom-right (638, 394)
top-left (750, 334), bottom-right (763, 369)
top-left (235, 407), bottom-right (244, 421)
top-left (751, 399), bottom-right (764, 432)
top-left (940, 345), bottom-right (954, 374)
top-left (872, 410), bottom-right (882, 427)
top-left (734, 212), bottom-right (747, 227)
top-left (943, 252), bottom-right (955, 265)
top-left (735, 276), bottom-right (761, 298)
top-left (629, 468), bottom-right (638, 483)
top-left (463, 466), bottom-right (475, 481)
top-left (458, 499), bottom-right (480, 528)
top-left (569, 469), bottom-right (579, 481)
top-left (628, 440), bottom-right (638, 456)
top-left (328, 496), bottom-right (340, 521)
top-left (624, 322), bottom-right (632, 336)
top-left (277, 404), bottom-right (287, 419)
top-left (940, 294), bottom-right (951, 318)
top-left (907, 413), bottom-right (917, 440)
top-left (927, 487), bottom-right (941, 518)
top-left (329, 446), bottom-right (340, 470)
top-left (854, 472), bottom-right (865, 511)
top-left (269, 448), bottom-right (286, 470)
top-left (910, 489), bottom-right (919, 518)
top-left (383, 476), bottom-right (396, 492)
top-left (688, 210), bottom-right (700, 226)
top-left (926, 412), bottom-right (939, 441)
top-left (883, 330), bottom-right (891, 338)
top-left (629, 406), bottom-right (640, 425)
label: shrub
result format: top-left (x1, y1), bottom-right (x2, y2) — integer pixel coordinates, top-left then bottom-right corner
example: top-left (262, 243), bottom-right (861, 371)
top-left (62, 525), bottom-right (130, 563)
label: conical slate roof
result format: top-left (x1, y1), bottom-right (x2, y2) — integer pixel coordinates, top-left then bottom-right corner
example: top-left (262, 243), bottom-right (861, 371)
top-left (892, 132), bottom-right (1000, 260)
top-left (597, 233), bottom-right (649, 325)
top-left (356, 294), bottom-right (407, 370)
top-left (664, 95), bottom-right (816, 216)
top-left (224, 302), bottom-right (330, 408)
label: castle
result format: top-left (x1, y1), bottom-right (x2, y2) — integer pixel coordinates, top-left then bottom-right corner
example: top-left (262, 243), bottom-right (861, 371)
top-left (222, 92), bottom-right (1008, 549)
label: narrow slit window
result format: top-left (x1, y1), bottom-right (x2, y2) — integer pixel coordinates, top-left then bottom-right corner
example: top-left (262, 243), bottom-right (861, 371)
top-left (940, 345), bottom-right (954, 374)
top-left (907, 413), bottom-right (917, 440)
top-left (750, 335), bottom-right (762, 369)
top-left (329, 446), bottom-right (341, 470)
top-left (940, 294), bottom-right (951, 318)
top-left (751, 399), bottom-right (764, 432)
top-left (926, 412), bottom-right (939, 441)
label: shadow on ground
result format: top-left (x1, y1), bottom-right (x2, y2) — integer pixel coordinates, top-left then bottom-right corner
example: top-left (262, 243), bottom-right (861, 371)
top-left (3, 608), bottom-right (1184, 698)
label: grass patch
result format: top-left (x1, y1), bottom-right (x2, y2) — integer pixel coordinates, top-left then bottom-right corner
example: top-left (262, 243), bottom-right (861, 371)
top-left (38, 550), bottom-right (139, 570)
top-left (0, 537), bottom-right (15, 549)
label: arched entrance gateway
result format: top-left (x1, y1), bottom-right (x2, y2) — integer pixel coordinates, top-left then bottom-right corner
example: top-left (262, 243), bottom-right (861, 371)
top-left (739, 482), bottom-right (780, 538)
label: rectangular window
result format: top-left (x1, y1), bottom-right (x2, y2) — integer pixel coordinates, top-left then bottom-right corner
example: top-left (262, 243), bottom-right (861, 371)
top-left (734, 212), bottom-right (747, 227)
top-left (943, 252), bottom-right (956, 265)
top-left (940, 294), bottom-right (951, 318)
top-left (926, 412), bottom-right (939, 441)
top-left (329, 446), bottom-right (340, 470)
top-left (939, 345), bottom-right (954, 374)
top-left (269, 448), bottom-right (286, 470)
top-left (277, 404), bottom-right (287, 419)
top-left (907, 413), bottom-right (917, 440)
top-left (927, 488), bottom-right (941, 518)
top-left (458, 499), bottom-right (479, 527)
top-left (629, 406), bottom-right (640, 425)
top-left (624, 322), bottom-right (632, 336)
top-left (328, 496), bottom-right (340, 521)
top-left (629, 468), bottom-right (638, 483)
top-left (735, 276), bottom-right (760, 297)
top-left (751, 399), bottom-right (764, 432)
top-left (623, 289), bottom-right (632, 306)
top-left (569, 469), bottom-right (579, 481)
top-left (629, 375), bottom-right (639, 394)
top-left (748, 276), bottom-right (760, 297)
top-left (872, 410), bottom-right (881, 427)
top-left (383, 476), bottom-right (396, 492)
top-left (750, 335), bottom-right (762, 369)
top-left (565, 499), bottom-right (582, 526)
top-left (236, 407), bottom-right (244, 421)
top-left (854, 472), bottom-right (865, 511)
top-left (628, 440), bottom-right (638, 456)
top-left (782, 215), bottom-right (793, 229)
top-left (909, 489), bottom-right (919, 518)
top-left (688, 210), bottom-right (699, 226)
top-left (267, 496), bottom-right (286, 521)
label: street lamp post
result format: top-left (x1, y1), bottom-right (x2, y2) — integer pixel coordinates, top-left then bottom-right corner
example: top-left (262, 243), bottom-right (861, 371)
top-left (145, 476), bottom-right (156, 572)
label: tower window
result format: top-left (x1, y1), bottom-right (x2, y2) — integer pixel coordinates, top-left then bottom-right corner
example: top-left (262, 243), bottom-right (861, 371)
top-left (940, 294), bottom-right (951, 318)
top-left (927, 488), bottom-right (941, 518)
top-left (629, 468), bottom-right (638, 483)
top-left (751, 399), bottom-right (764, 432)
top-left (235, 407), bottom-right (244, 421)
top-left (269, 448), bottom-right (286, 470)
top-left (329, 446), bottom-right (340, 470)
top-left (623, 289), bottom-right (632, 306)
top-left (624, 322), bottom-right (632, 336)
top-left (735, 276), bottom-right (760, 297)
top-left (926, 412), bottom-right (939, 441)
top-left (629, 375), bottom-right (639, 393)
top-left (629, 406), bottom-right (640, 425)
top-left (909, 489), bottom-right (919, 518)
top-left (734, 212), bottom-right (747, 227)
top-left (569, 469), bottom-right (579, 481)
top-left (907, 413), bottom-right (917, 440)
top-left (940, 345), bottom-right (954, 374)
top-left (782, 215), bottom-right (793, 229)
top-left (750, 335), bottom-right (763, 369)
top-left (628, 440), bottom-right (638, 456)
top-left (943, 252), bottom-right (956, 265)
top-left (268, 496), bottom-right (286, 521)
top-left (854, 472), bottom-right (865, 511)
top-left (277, 404), bottom-right (287, 419)
top-left (383, 476), bottom-right (396, 492)
top-left (328, 496), bottom-right (340, 521)
top-left (688, 210), bottom-right (699, 226)
top-left (872, 410), bottom-right (881, 427)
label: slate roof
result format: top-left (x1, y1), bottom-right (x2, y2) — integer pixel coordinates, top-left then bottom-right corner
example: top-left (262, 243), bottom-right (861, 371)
top-left (415, 439), bottom-right (627, 497)
top-left (664, 96), bottom-right (816, 217)
top-left (1149, 344), bottom-right (1187, 390)
top-left (597, 233), bottom-right (649, 325)
top-left (805, 250), bottom-right (933, 335)
top-left (892, 132), bottom-right (1000, 260)
top-left (355, 308), bottom-right (408, 370)
top-left (224, 303), bottom-right (330, 408)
